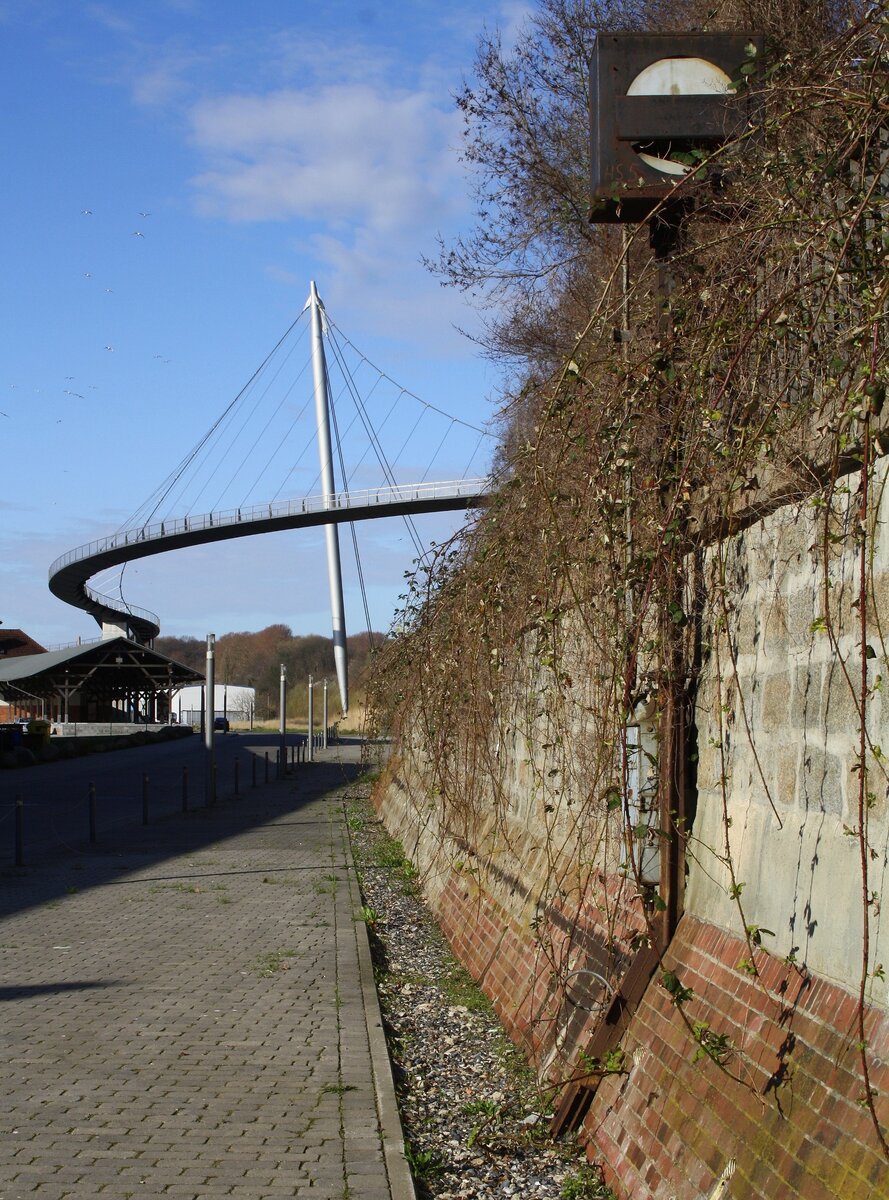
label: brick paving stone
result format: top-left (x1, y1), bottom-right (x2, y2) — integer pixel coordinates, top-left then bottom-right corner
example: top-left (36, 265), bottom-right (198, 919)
top-left (0, 743), bottom-right (414, 1200)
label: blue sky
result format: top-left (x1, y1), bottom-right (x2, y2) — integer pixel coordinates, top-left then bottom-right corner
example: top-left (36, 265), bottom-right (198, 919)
top-left (2, 0), bottom-right (529, 648)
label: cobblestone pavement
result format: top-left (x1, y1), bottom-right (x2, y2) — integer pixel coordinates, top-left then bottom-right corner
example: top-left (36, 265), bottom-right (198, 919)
top-left (0, 743), bottom-right (413, 1200)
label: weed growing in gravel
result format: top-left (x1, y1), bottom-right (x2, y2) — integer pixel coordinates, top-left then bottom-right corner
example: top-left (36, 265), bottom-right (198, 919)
top-left (345, 795), bottom-right (416, 882)
top-left (404, 1143), bottom-right (446, 1186)
top-left (440, 963), bottom-right (493, 1013)
top-left (560, 1164), bottom-right (617, 1200)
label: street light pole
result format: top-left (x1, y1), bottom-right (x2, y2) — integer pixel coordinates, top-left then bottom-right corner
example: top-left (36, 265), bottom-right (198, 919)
top-left (279, 663), bottom-right (287, 772)
top-left (205, 633), bottom-right (215, 804)
top-left (307, 674), bottom-right (314, 763)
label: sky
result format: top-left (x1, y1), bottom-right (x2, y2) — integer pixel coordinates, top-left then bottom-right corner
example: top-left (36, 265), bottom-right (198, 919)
top-left (1, 0), bottom-right (531, 650)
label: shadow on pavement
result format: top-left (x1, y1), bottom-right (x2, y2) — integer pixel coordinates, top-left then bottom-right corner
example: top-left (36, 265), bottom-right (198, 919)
top-left (0, 743), bottom-right (366, 926)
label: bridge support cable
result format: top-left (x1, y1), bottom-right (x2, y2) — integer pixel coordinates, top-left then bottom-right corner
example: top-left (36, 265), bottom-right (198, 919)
top-left (88, 312), bottom-right (313, 629)
top-left (324, 328), bottom-right (428, 564)
top-left (326, 353), bottom-right (378, 656)
top-left (420, 419), bottom-right (456, 484)
top-left (462, 429), bottom-right (490, 481)
top-left (307, 281), bottom-right (349, 715)
top-left (124, 311), bottom-right (311, 537)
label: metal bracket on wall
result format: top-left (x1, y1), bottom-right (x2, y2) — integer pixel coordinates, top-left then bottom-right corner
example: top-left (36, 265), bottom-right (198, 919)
top-left (549, 944), bottom-right (661, 1137)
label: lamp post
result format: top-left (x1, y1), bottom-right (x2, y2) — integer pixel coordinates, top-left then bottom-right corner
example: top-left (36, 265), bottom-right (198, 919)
top-left (279, 663), bottom-right (287, 772)
top-left (307, 674), bottom-right (314, 763)
top-left (205, 633), bottom-right (215, 805)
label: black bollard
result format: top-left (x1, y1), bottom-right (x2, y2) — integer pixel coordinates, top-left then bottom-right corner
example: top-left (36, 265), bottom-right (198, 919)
top-left (15, 795), bottom-right (23, 867)
top-left (234, 756), bottom-right (240, 797)
top-left (264, 751), bottom-right (269, 784)
top-left (89, 783), bottom-right (97, 844)
top-left (142, 773), bottom-right (149, 825)
top-left (182, 765), bottom-right (188, 813)
top-left (251, 755), bottom-right (257, 788)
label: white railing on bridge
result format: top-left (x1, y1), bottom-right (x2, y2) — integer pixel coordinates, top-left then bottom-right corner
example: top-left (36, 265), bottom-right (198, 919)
top-left (49, 479), bottom-right (491, 576)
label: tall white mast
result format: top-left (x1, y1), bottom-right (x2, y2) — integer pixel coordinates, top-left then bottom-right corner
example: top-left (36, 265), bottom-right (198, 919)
top-left (306, 281), bottom-right (348, 714)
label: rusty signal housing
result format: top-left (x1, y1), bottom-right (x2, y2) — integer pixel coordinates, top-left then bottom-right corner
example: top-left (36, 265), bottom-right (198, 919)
top-left (589, 32), bottom-right (764, 223)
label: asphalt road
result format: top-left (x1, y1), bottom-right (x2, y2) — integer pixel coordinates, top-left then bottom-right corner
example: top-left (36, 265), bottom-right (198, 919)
top-left (0, 730), bottom-right (305, 863)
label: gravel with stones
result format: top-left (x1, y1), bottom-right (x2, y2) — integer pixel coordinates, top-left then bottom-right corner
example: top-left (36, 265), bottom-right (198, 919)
top-left (344, 785), bottom-right (602, 1200)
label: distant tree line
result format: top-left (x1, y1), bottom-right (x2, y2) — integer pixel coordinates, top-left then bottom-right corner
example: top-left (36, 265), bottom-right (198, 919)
top-left (156, 626), bottom-right (385, 719)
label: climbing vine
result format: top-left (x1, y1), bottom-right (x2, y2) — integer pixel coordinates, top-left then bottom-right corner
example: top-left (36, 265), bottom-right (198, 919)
top-left (369, 3), bottom-right (889, 1162)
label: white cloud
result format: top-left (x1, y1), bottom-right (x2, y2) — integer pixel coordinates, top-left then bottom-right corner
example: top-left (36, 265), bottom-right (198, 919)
top-left (130, 53), bottom-right (195, 107)
top-left (188, 84), bottom-right (463, 232)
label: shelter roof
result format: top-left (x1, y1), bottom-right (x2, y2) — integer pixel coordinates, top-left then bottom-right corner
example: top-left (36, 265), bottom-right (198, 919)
top-left (0, 637), bottom-right (203, 700)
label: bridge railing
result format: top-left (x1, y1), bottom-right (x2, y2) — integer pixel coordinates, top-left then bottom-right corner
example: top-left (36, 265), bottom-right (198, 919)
top-left (49, 479), bottom-right (490, 576)
top-left (81, 586), bottom-right (161, 630)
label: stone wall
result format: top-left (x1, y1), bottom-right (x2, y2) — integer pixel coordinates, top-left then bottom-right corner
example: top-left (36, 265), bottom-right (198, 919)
top-left (373, 460), bottom-right (889, 1195)
top-left (687, 471), bottom-right (889, 993)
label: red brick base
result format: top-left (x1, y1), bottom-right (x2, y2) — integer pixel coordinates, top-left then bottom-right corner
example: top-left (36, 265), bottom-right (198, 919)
top-left (584, 916), bottom-right (889, 1198)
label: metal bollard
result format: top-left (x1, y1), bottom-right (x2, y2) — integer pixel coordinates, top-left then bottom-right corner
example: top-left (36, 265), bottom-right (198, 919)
top-left (89, 782), bottom-right (97, 844)
top-left (15, 795), bottom-right (23, 867)
top-left (142, 773), bottom-right (149, 825)
top-left (182, 766), bottom-right (188, 813)
top-left (234, 756), bottom-right (240, 797)
top-left (264, 751), bottom-right (269, 784)
top-left (251, 755), bottom-right (257, 788)
top-left (211, 762), bottom-right (217, 805)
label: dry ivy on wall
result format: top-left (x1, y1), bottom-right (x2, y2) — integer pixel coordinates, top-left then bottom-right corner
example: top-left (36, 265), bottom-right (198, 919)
top-left (369, 4), bottom-right (889, 1157)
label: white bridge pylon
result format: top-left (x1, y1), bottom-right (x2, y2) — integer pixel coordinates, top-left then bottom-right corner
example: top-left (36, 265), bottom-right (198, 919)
top-left (306, 281), bottom-right (349, 714)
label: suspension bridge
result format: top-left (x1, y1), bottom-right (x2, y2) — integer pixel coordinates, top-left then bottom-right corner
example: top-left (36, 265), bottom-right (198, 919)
top-left (48, 283), bottom-right (494, 712)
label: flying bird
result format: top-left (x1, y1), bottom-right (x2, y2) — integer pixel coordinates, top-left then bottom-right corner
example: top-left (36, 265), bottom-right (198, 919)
top-left (132, 231), bottom-right (145, 238)
top-left (81, 209), bottom-right (92, 215)
top-left (138, 211), bottom-right (151, 217)
top-left (104, 345), bottom-right (114, 352)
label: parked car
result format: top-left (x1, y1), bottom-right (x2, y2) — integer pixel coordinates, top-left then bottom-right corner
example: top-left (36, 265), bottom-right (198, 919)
top-left (213, 715), bottom-right (230, 733)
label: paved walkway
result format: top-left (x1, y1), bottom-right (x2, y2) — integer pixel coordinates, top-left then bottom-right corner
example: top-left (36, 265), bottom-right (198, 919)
top-left (0, 741), bottom-right (413, 1200)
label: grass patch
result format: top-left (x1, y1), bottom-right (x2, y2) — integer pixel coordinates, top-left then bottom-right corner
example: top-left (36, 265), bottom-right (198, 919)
top-left (561, 1164), bottom-right (617, 1200)
top-left (252, 949), bottom-right (297, 977)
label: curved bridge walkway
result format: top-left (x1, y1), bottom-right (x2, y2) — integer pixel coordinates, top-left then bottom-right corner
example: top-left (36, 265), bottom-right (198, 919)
top-left (49, 479), bottom-right (491, 643)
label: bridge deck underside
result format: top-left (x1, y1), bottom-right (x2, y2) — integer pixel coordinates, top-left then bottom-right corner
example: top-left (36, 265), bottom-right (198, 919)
top-left (49, 491), bottom-right (488, 644)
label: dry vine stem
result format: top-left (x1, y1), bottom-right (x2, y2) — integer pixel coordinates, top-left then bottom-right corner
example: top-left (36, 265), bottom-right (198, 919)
top-left (370, 4), bottom-right (889, 1164)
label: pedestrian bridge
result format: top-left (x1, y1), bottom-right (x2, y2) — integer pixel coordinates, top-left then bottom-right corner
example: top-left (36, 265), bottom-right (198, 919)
top-left (47, 282), bottom-right (497, 710)
top-left (49, 478), bottom-right (491, 644)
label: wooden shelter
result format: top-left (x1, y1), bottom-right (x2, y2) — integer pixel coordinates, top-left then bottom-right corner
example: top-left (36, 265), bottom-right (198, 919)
top-left (0, 637), bottom-right (203, 724)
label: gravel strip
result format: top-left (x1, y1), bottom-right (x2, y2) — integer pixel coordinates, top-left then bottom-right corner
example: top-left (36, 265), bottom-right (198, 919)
top-left (344, 785), bottom-right (608, 1200)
